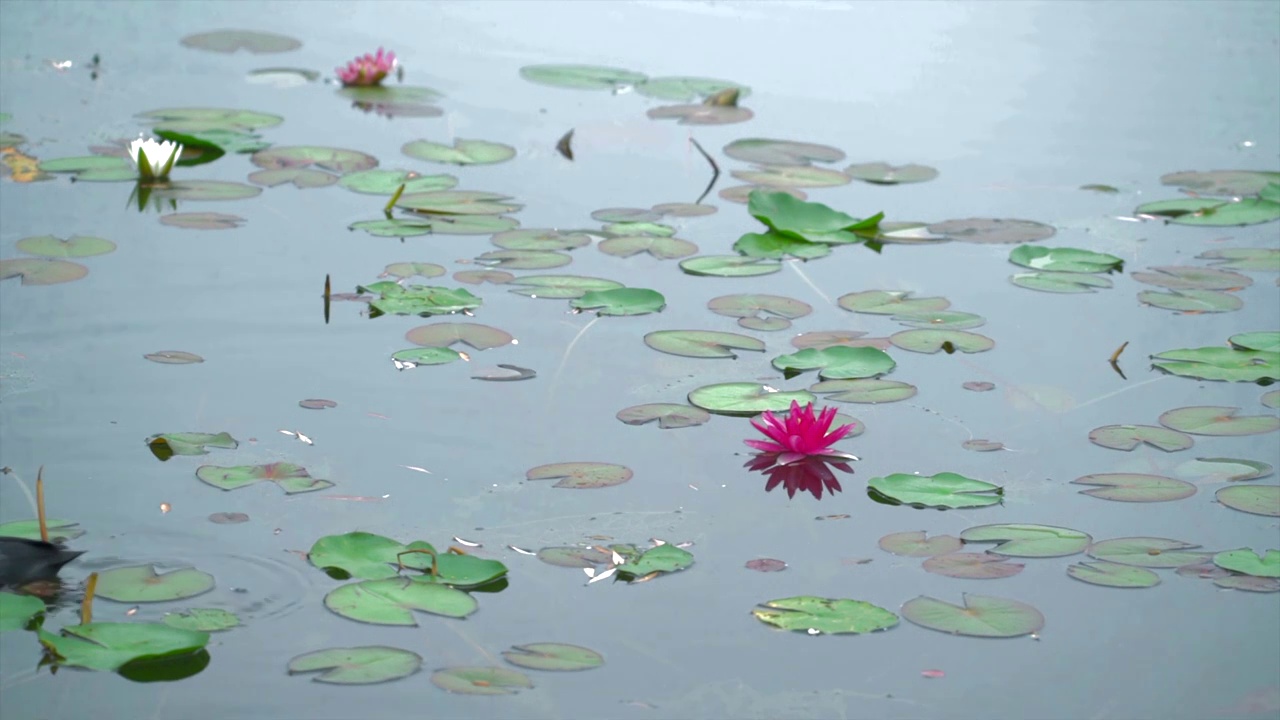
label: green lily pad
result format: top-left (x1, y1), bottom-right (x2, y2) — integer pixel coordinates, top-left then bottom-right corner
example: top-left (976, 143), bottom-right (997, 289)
top-left (454, 270), bottom-right (515, 285)
top-left (0, 258), bottom-right (89, 285)
top-left (432, 666), bottom-right (533, 695)
top-left (1214, 575), bottom-right (1280, 592)
top-left (146, 432), bottom-right (238, 460)
top-left (1135, 197), bottom-right (1280, 226)
top-left (635, 76), bottom-right (749, 101)
top-left (923, 553), bottom-right (1024, 579)
top-left (643, 330), bottom-right (766, 359)
top-left (159, 212), bottom-right (246, 230)
top-left (900, 594), bottom-right (1043, 638)
top-left (1174, 457), bottom-right (1273, 483)
top-left (0, 591), bottom-right (46, 631)
top-left (771, 346), bottom-right (896, 380)
top-left (38, 155), bottom-right (137, 181)
top-left (0, 518), bottom-right (84, 543)
top-left (1263, 390), bottom-right (1280, 408)
top-left (391, 347), bottom-right (463, 367)
top-left (652, 202), bottom-right (717, 217)
top-left (1072, 473), bottom-right (1196, 502)
top-left (752, 596), bottom-right (898, 635)
top-left (180, 29), bottom-right (301, 54)
top-left (570, 288), bottom-right (665, 316)
top-left (723, 138), bottom-right (845, 166)
top-left (679, 255), bottom-right (781, 277)
top-left (525, 462), bottom-right (632, 489)
top-left (1131, 266), bottom-right (1252, 290)
top-left (1230, 331), bottom-right (1280, 352)
top-left (845, 162), bottom-right (938, 185)
top-left (37, 622), bottom-right (209, 672)
top-left (494, 229), bottom-right (591, 251)
top-left (351, 215), bottom-right (519, 237)
top-left (792, 331), bottom-right (889, 351)
top-left (1213, 548), bottom-right (1280, 578)
top-left (519, 64), bottom-right (646, 90)
top-left (1011, 271), bottom-right (1113, 293)
top-left (247, 168), bottom-right (338, 189)
top-left (734, 232), bottom-right (831, 260)
top-left (507, 275), bottom-right (623, 299)
top-left (310, 532), bottom-right (413, 580)
top-left (616, 403), bottom-right (711, 429)
top-left (928, 218), bottom-right (1055, 244)
top-left (251, 146), bottom-right (375, 173)
top-left (475, 249), bottom-right (571, 270)
top-left (708, 294), bottom-right (811, 331)
top-left (1198, 247), bottom-right (1280, 272)
top-left (138, 107), bottom-right (284, 133)
top-left (733, 165), bottom-right (850, 188)
top-left (867, 472), bottom-right (1003, 509)
top-left (1161, 169), bottom-right (1280, 196)
top-left (1086, 538), bottom-right (1209, 568)
top-left (95, 565), bottom-right (215, 603)
top-left (1067, 561), bottom-right (1160, 589)
top-left (958, 524), bottom-right (1092, 558)
top-left (687, 383), bottom-right (815, 416)
top-left (1088, 424), bottom-right (1194, 452)
top-left (397, 191), bottom-right (521, 216)
top-left (891, 311), bottom-right (985, 330)
top-left (402, 139), bottom-right (515, 166)
top-left (599, 235), bottom-right (698, 259)
top-left (288, 646), bottom-right (421, 685)
top-left (1009, 245), bottom-right (1122, 273)
top-left (338, 169), bottom-right (457, 195)
top-left (1151, 346), bottom-right (1280, 383)
top-left (196, 463), bottom-right (334, 494)
top-left (382, 262), bottom-right (445, 281)
top-left (747, 190), bottom-right (879, 243)
top-left (877, 531), bottom-right (963, 558)
top-left (154, 127), bottom-right (266, 156)
top-left (1138, 289), bottom-right (1243, 313)
top-left (838, 290), bottom-right (950, 315)
top-left (1217, 485), bottom-right (1280, 517)
top-left (396, 546), bottom-right (510, 589)
top-left (162, 608), bottom-right (240, 632)
top-left (1159, 406), bottom-right (1280, 436)
top-left (647, 104), bottom-right (753, 125)
top-left (810, 379), bottom-right (917, 404)
top-left (15, 235), bottom-right (116, 258)
top-left (720, 185), bottom-right (807, 204)
top-left (617, 544), bottom-right (694, 580)
top-left (324, 578), bottom-right (477, 626)
top-left (889, 329), bottom-right (994, 354)
top-left (591, 207), bottom-right (662, 223)
top-left (502, 643), bottom-right (603, 671)
top-left (405, 323), bottom-right (513, 351)
top-left (356, 283), bottom-right (482, 318)
top-left (602, 221), bottom-right (675, 237)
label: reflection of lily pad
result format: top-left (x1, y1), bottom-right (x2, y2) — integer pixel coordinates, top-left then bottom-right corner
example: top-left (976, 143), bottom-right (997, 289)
top-left (958, 524), bottom-right (1091, 558)
top-left (1088, 424), bottom-right (1194, 452)
top-left (525, 462), bottom-right (632, 489)
top-left (687, 383), bottom-right (815, 417)
top-left (900, 594), bottom-right (1043, 638)
top-left (196, 463), bottom-right (334, 494)
top-left (251, 146), bottom-right (377, 173)
top-left (180, 30), bottom-right (301, 54)
top-left (867, 472), bottom-right (1003, 509)
top-left (752, 596), bottom-right (898, 635)
top-left (616, 403), bottom-right (711, 429)
top-left (16, 235), bottom-right (116, 258)
top-left (519, 64), bottom-right (645, 90)
top-left (138, 107), bottom-right (284, 132)
top-left (96, 565), bottom-right (215, 603)
top-left (635, 77), bottom-right (749, 102)
top-left (644, 330), bottom-right (765, 359)
top-left (153, 180), bottom-right (263, 201)
top-left (288, 646), bottom-right (422, 685)
top-left (432, 666), bottom-right (533, 695)
top-left (159, 212), bottom-right (246, 230)
top-left (0, 258), bottom-right (89, 285)
top-left (1217, 485), bottom-right (1280, 517)
top-left (402, 139), bottom-right (515, 166)
top-left (928, 218), bottom-right (1055, 244)
top-left (1159, 406), bottom-right (1280, 436)
top-left (647, 104), bottom-right (753, 125)
top-left (1072, 473), bottom-right (1196, 502)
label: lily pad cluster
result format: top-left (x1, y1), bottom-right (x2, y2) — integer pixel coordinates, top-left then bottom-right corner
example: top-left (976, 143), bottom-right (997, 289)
top-left (1, 234), bottom-right (115, 286)
top-left (1009, 244), bottom-right (1123, 294)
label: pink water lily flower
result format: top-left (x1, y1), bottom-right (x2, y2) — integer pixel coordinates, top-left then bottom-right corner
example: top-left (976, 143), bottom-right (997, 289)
top-left (336, 47), bottom-right (396, 87)
top-left (745, 401), bottom-right (859, 465)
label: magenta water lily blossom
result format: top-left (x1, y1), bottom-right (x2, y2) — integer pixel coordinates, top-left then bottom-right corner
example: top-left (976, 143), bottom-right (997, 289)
top-left (336, 48), bottom-right (396, 87)
top-left (745, 401), bottom-right (859, 465)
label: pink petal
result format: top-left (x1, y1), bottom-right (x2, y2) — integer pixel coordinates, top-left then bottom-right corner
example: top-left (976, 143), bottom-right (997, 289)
top-left (745, 439), bottom-right (788, 453)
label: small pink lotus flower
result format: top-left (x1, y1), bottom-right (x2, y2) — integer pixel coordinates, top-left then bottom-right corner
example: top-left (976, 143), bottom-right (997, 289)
top-left (745, 401), bottom-right (859, 466)
top-left (336, 47), bottom-right (396, 87)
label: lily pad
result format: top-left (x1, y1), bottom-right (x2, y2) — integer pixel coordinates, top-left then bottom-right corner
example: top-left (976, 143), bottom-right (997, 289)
top-left (1135, 197), bottom-right (1280, 226)
top-left (159, 212), bottom-right (245, 230)
top-left (616, 403), bottom-right (711, 429)
top-left (708, 294), bottom-right (811, 331)
top-left (617, 544), bottom-right (694, 580)
top-left (792, 331), bottom-right (889, 351)
top-left (959, 524), bottom-right (1091, 557)
top-left (928, 218), bottom-right (1056, 244)
top-left (502, 643), bottom-right (604, 672)
top-left (867, 472), bottom-right (1003, 509)
top-left (679, 255), bottom-right (781, 277)
top-left (391, 347), bottom-right (462, 367)
top-left (890, 330), bottom-right (994, 354)
top-left (526, 462), bottom-right (632, 489)
top-left (845, 162), bottom-right (938, 185)
top-left (1159, 406), bottom-right (1280, 436)
top-left (591, 208), bottom-right (662, 223)
top-left (162, 608), bottom-right (240, 632)
top-left (519, 64), bottom-right (646, 90)
top-left (734, 232), bottom-right (831, 260)
top-left (152, 180), bottom-right (262, 202)
top-left (37, 622), bottom-right (209, 672)
top-left (772, 347), bottom-right (896, 380)
top-left (877, 531), bottom-right (963, 557)
top-left (338, 169), bottom-right (457, 195)
top-left (900, 594), bottom-right (1043, 638)
top-left (405, 323), bottom-right (512, 351)
top-left (720, 185), bottom-right (806, 204)
top-left (1174, 457), bottom-right (1273, 483)
top-left (0, 591), bottom-right (46, 631)
top-left (196, 463), bottom-right (334, 494)
top-left (1161, 169), bottom-right (1280, 196)
top-left (810, 379), bottom-right (917, 404)
top-left (599, 235), bottom-right (698, 259)
top-left (0, 518), bottom-right (84, 543)
top-left (356, 283), bottom-right (482, 318)
top-left (603, 221), bottom-right (675, 237)
top-left (891, 311), bottom-right (985, 330)
top-left (397, 190), bottom-right (521, 216)
top-left (1088, 424), bottom-right (1194, 452)
top-left (1139, 289), bottom-right (1243, 313)
top-left (1086, 537), bottom-right (1209, 568)
top-left (1151, 346), bottom-right (1280, 383)
top-left (733, 165), bottom-right (849, 188)
top-left (1213, 548), bottom-right (1280, 578)
top-left (1198, 247), bottom-right (1280, 272)
top-left (402, 139), bottom-right (515, 166)
top-left (1072, 473), bottom-right (1196, 502)
top-left (454, 270), bottom-right (514, 285)
top-left (351, 216), bottom-right (519, 237)
top-left (288, 646), bottom-right (421, 685)
top-left (636, 77), bottom-right (749, 102)
top-left (180, 30), bottom-right (301, 54)
top-left (647, 104), bottom-right (753, 125)
top-left (15, 235), bottom-right (116, 258)
top-left (748, 190), bottom-right (878, 243)
top-left (838, 290), bottom-right (950, 315)
top-left (506, 275), bottom-right (622, 299)
top-left (248, 168), bottom-right (337, 189)
top-left (324, 578), bottom-right (478, 625)
top-left (1067, 561), bottom-right (1160, 589)
top-left (146, 432), bottom-right (238, 460)
top-left (432, 666), bottom-right (533, 695)
top-left (688, 383), bottom-right (815, 417)
top-left (475, 250), bottom-right (570, 270)
top-left (752, 596), bottom-right (898, 635)
top-left (1217, 485), bottom-right (1280, 517)
top-left (310, 532), bottom-right (416, 580)
top-left (571, 288), bottom-right (665, 316)
top-left (923, 553), bottom-right (1023, 579)
top-left (1131, 266), bottom-right (1252, 290)
top-left (644, 330), bottom-right (765, 359)
top-left (723, 138), bottom-right (845, 166)
top-left (494, 229), bottom-right (591, 251)
top-left (38, 155), bottom-right (136, 181)
top-left (0, 258), bottom-right (89, 285)
top-left (1011, 271), bottom-right (1113, 293)
top-left (1230, 331), bottom-right (1280, 352)
top-left (251, 146), bottom-right (376, 173)
top-left (95, 565), bottom-right (215, 603)
top-left (1009, 245), bottom-right (1122, 273)
top-left (382, 262), bottom-right (445, 281)
top-left (1214, 575), bottom-right (1280, 592)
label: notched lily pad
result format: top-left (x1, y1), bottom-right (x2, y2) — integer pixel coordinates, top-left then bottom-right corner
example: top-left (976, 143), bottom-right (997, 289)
top-left (644, 330), bottom-right (765, 359)
top-left (146, 432), bottom-right (238, 460)
top-left (15, 235), bottom-right (116, 258)
top-left (889, 329), bottom-right (994, 354)
top-left (688, 383), bottom-right (815, 417)
top-left (709, 294), bottom-right (811, 331)
top-left (405, 323), bottom-right (513, 351)
top-left (771, 346), bottom-right (896, 380)
top-left (1088, 424), bottom-right (1194, 452)
top-left (402, 139), bottom-right (515, 166)
top-left (95, 565), bottom-right (215, 603)
top-left (0, 258), bottom-right (89, 285)
top-left (867, 472), bottom-right (1003, 509)
top-left (1011, 271), bottom-right (1112, 293)
top-left (680, 255), bottom-right (781, 277)
top-left (616, 403), bottom-right (711, 429)
top-left (845, 162), bottom-right (938, 185)
top-left (1067, 561), bottom-right (1160, 589)
top-left (501, 643), bottom-right (603, 672)
top-left (878, 531), bottom-right (963, 557)
top-left (1087, 537), bottom-right (1208, 568)
top-left (251, 146), bottom-right (376, 173)
top-left (432, 666), bottom-right (533, 695)
top-left (1072, 473), bottom-right (1196, 502)
top-left (507, 275), bottom-right (621, 299)
top-left (928, 218), bottom-right (1055, 244)
top-left (1159, 406), bottom-right (1280, 436)
top-left (526, 462), bottom-right (632, 489)
top-left (959, 524), bottom-right (1091, 558)
top-left (571, 288), bottom-right (665, 316)
top-left (1009, 245), bottom-right (1122, 273)
top-left (752, 596), bottom-right (898, 635)
top-left (1150, 346), bottom-right (1279, 383)
top-left (196, 463), bottom-right (334, 494)
top-left (900, 594), bottom-right (1043, 638)
top-left (923, 553), bottom-right (1023, 579)
top-left (288, 646), bottom-right (422, 685)
top-left (810, 379), bottom-right (917, 404)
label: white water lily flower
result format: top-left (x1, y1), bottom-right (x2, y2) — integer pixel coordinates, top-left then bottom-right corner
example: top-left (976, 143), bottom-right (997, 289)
top-left (127, 136), bottom-right (182, 180)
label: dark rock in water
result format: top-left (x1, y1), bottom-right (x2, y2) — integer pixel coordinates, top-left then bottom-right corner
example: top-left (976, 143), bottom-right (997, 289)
top-left (0, 537), bottom-right (84, 587)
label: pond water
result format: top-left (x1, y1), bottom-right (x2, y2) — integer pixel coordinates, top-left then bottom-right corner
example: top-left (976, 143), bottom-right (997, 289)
top-left (2, 1), bottom-right (1278, 718)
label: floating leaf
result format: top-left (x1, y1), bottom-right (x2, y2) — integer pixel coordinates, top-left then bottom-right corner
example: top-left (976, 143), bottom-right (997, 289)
top-left (891, 311), bottom-right (985, 330)
top-left (792, 331), bottom-right (891, 351)
top-left (734, 232), bottom-right (831, 260)
top-left (890, 330), bottom-right (994, 354)
top-left (810, 379), bottom-right (917, 404)
top-left (0, 518), bottom-right (84, 543)
top-left (432, 666), bottom-right (533, 695)
top-left (526, 462), bottom-right (632, 489)
top-left (838, 290), bottom-right (950, 315)
top-left (688, 383), bottom-right (815, 417)
top-left (720, 185), bottom-right (806, 204)
top-left (402, 139), bottom-right (515, 166)
top-left (339, 170), bottom-right (457, 195)
top-left (352, 215), bottom-right (519, 237)
top-left (197, 463), bottom-right (334, 494)
top-left (1161, 169), bottom-right (1280, 196)
top-left (1174, 457), bottom-right (1273, 483)
top-left (643, 330), bottom-right (765, 359)
top-left (958, 524), bottom-right (1091, 557)
top-left (900, 594), bottom-right (1043, 638)
top-left (519, 64), bottom-right (646, 90)
top-left (708, 294), bottom-right (811, 331)
top-left (454, 270), bottom-right (515, 285)
top-left (603, 221), bottom-right (675, 237)
top-left (1230, 331), bottom-right (1280, 352)
top-left (878, 531), bottom-right (963, 557)
top-left (928, 218), bottom-right (1055, 244)
top-left (324, 578), bottom-right (477, 625)
top-left (1072, 473), bottom-right (1196, 502)
top-left (647, 104), bottom-right (753, 125)
top-left (310, 532), bottom-right (411, 580)
top-left (397, 547), bottom-right (509, 589)
top-left (1213, 549), bottom-right (1280, 578)
top-left (475, 249), bottom-right (570, 270)
top-left (1135, 197), bottom-right (1280, 226)
top-left (1217, 485), bottom-right (1280, 517)
top-left (288, 646), bottom-right (421, 685)
top-left (159, 212), bottom-right (245, 230)
top-left (405, 323), bottom-right (512, 351)
top-left (867, 473), bottom-right (1003, 509)
top-left (16, 235), bottom-right (116, 258)
top-left (163, 608), bottom-right (240, 632)
top-left (37, 622), bottom-right (209, 672)
top-left (397, 191), bottom-right (520, 216)
top-left (723, 138), bottom-right (845, 166)
top-left (962, 439), bottom-right (1005, 452)
top-left (391, 347), bottom-right (462, 367)
top-left (599, 235), bottom-right (698, 259)
top-left (923, 553), bottom-right (1023, 579)
top-left (1086, 538), bottom-right (1208, 568)
top-left (1131, 266), bottom-right (1252, 291)
top-left (745, 558), bottom-right (788, 572)
top-left (382, 262), bottom-right (445, 281)
top-left (1214, 575), bottom-right (1280, 592)
top-left (95, 565), bottom-right (215, 603)
top-left (591, 207), bottom-right (661, 223)
top-left (493, 229), bottom-right (591, 251)
top-left (748, 190), bottom-right (877, 243)
top-left (733, 165), bottom-right (849, 188)
top-left (772, 347), bottom-right (896, 380)
top-left (1011, 271), bottom-right (1113, 293)
top-left (248, 168), bottom-right (337, 189)
top-left (845, 162), bottom-right (938, 185)
top-left (636, 77), bottom-right (749, 102)
top-left (1198, 247), bottom-right (1280, 272)
top-left (1067, 561), bottom-right (1160, 589)
top-left (180, 29), bottom-right (301, 53)
top-left (0, 591), bottom-right (45, 631)
top-left (752, 596), bottom-right (898, 635)
top-left (146, 432), bottom-right (238, 460)
top-left (502, 643), bottom-right (603, 672)
top-left (617, 544), bottom-right (694, 580)
top-left (652, 202), bottom-right (717, 217)
top-left (356, 283), bottom-right (482, 318)
top-left (1009, 245), bottom-right (1122, 273)
top-left (616, 403), bottom-right (710, 429)
top-left (507, 275), bottom-right (622, 299)
top-left (1151, 346), bottom-right (1280, 383)
top-left (251, 146), bottom-right (376, 173)
top-left (571, 288), bottom-right (665, 316)
top-left (1088, 424), bottom-right (1194, 452)
top-left (679, 255), bottom-right (781, 277)
top-left (1139, 289), bottom-right (1243, 313)
top-left (1159, 406), bottom-right (1280, 436)
top-left (38, 155), bottom-right (136, 181)
top-left (0, 258), bottom-right (89, 285)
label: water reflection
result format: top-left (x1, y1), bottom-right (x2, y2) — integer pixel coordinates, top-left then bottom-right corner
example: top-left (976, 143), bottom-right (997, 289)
top-left (745, 453), bottom-right (854, 500)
